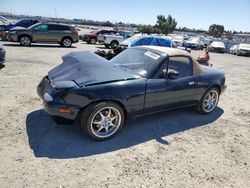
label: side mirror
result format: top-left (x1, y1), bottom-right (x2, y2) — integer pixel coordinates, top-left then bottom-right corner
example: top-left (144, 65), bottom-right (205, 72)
top-left (168, 70), bottom-right (179, 80)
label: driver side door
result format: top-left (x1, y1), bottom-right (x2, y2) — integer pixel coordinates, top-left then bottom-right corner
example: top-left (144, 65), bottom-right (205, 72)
top-left (144, 56), bottom-right (198, 113)
top-left (32, 24), bottom-right (49, 42)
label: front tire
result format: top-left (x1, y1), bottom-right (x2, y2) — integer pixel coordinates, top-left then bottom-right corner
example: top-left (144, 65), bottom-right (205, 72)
top-left (110, 41), bottom-right (119, 49)
top-left (80, 102), bottom-right (125, 140)
top-left (196, 87), bottom-right (220, 114)
top-left (20, 36), bottom-right (31, 46)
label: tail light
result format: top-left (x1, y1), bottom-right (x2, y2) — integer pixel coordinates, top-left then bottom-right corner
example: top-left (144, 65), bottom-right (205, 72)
top-left (73, 30), bottom-right (78, 36)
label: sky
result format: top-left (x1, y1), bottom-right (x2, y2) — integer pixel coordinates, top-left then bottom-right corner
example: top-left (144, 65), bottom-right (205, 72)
top-left (0, 0), bottom-right (250, 32)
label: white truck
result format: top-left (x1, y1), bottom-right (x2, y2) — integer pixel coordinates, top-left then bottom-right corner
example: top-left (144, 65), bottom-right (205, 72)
top-left (103, 30), bottom-right (132, 48)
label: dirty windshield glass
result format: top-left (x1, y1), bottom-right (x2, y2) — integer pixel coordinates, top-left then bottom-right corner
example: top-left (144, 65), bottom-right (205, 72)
top-left (110, 48), bottom-right (162, 77)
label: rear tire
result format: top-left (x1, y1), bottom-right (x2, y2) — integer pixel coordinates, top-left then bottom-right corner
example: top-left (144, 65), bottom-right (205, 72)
top-left (196, 87), bottom-right (220, 114)
top-left (61, 37), bottom-right (72, 47)
top-left (90, 38), bottom-right (97, 44)
top-left (80, 102), bottom-right (125, 141)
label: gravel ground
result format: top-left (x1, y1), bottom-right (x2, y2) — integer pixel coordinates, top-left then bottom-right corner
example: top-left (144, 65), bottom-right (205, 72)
top-left (0, 41), bottom-right (249, 188)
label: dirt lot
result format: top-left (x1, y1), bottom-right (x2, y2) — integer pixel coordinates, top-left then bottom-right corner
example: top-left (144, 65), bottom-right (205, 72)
top-left (0, 41), bottom-right (249, 188)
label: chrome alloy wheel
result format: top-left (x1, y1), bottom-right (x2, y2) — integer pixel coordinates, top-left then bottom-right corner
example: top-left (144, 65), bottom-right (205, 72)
top-left (90, 107), bottom-right (121, 138)
top-left (20, 36), bottom-right (31, 46)
top-left (203, 89), bottom-right (219, 113)
top-left (63, 38), bottom-right (72, 47)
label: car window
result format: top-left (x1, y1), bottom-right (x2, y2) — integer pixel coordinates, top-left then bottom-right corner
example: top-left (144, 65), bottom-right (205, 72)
top-left (168, 56), bottom-right (192, 77)
top-left (33, 24), bottom-right (48, 31)
top-left (58, 25), bottom-right (71, 31)
top-left (153, 61), bottom-right (167, 79)
top-left (48, 24), bottom-right (60, 31)
top-left (48, 24), bottom-right (71, 31)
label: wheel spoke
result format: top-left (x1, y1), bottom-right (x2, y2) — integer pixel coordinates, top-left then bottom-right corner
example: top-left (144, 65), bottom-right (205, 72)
top-left (99, 111), bottom-right (105, 120)
top-left (110, 116), bottom-right (117, 122)
top-left (109, 122), bottom-right (116, 127)
top-left (97, 126), bottom-right (104, 132)
top-left (93, 120), bottom-right (102, 125)
top-left (105, 126), bottom-right (109, 133)
top-left (107, 108), bottom-right (112, 118)
top-left (204, 103), bottom-right (209, 108)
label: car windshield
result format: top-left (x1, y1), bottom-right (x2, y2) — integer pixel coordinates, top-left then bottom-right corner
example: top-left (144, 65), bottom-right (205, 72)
top-left (90, 30), bottom-right (99, 34)
top-left (110, 48), bottom-right (163, 77)
top-left (28, 23), bottom-right (40, 29)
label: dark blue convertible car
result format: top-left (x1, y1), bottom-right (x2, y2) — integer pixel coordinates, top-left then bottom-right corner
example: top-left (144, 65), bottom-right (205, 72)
top-left (37, 46), bottom-right (226, 140)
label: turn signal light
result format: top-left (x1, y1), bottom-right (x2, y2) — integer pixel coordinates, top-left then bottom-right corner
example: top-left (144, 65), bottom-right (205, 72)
top-left (58, 108), bottom-right (72, 113)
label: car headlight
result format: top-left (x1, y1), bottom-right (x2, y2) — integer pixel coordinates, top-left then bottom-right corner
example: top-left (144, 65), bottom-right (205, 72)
top-left (9, 31), bottom-right (16, 34)
top-left (43, 92), bottom-right (53, 102)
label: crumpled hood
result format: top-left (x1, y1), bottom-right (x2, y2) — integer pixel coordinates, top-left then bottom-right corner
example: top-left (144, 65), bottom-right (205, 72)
top-left (48, 51), bottom-right (139, 87)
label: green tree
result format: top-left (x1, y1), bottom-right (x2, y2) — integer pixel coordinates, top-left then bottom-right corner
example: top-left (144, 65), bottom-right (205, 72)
top-left (209, 24), bottom-right (225, 38)
top-left (225, 31), bottom-right (233, 40)
top-left (156, 14), bottom-right (177, 35)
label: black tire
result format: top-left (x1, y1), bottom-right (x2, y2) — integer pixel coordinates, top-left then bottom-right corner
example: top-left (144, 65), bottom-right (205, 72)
top-left (89, 38), bottom-right (97, 44)
top-left (19, 35), bottom-right (31, 46)
top-left (61, 37), bottom-right (72, 47)
top-left (80, 102), bottom-right (125, 141)
top-left (196, 87), bottom-right (220, 114)
top-left (110, 41), bottom-right (119, 49)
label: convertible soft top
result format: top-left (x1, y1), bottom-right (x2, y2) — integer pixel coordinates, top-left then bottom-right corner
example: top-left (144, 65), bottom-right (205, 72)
top-left (136, 46), bottom-right (204, 74)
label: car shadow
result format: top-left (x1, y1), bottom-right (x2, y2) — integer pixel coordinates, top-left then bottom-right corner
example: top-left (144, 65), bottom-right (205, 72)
top-left (0, 64), bottom-right (5, 69)
top-left (3, 43), bottom-right (77, 48)
top-left (26, 107), bottom-right (224, 159)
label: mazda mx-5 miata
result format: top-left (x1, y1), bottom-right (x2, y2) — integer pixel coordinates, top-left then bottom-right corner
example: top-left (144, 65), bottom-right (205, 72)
top-left (37, 46), bottom-right (226, 140)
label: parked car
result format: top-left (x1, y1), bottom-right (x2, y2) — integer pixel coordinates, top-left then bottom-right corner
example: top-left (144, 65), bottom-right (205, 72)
top-left (185, 37), bottom-right (204, 50)
top-left (81, 30), bottom-right (117, 44)
top-left (235, 43), bottom-right (250, 56)
top-left (7, 23), bottom-right (79, 47)
top-left (37, 46), bottom-right (226, 140)
top-left (0, 17), bottom-right (39, 40)
top-left (208, 41), bottom-right (225, 53)
top-left (229, 45), bottom-right (239, 54)
top-left (120, 33), bottom-right (145, 47)
top-left (172, 35), bottom-right (185, 46)
top-left (103, 30), bottom-right (132, 48)
top-left (0, 44), bottom-right (6, 65)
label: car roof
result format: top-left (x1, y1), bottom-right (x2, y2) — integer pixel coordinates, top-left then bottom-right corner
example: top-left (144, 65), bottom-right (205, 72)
top-left (135, 45), bottom-right (190, 56)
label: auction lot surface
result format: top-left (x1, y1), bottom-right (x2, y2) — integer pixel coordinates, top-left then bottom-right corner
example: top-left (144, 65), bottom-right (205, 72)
top-left (0, 41), bottom-right (250, 188)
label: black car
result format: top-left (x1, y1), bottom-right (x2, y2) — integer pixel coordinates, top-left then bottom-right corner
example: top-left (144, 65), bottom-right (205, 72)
top-left (0, 44), bottom-right (6, 65)
top-left (37, 46), bottom-right (226, 140)
top-left (14, 19), bottom-right (40, 28)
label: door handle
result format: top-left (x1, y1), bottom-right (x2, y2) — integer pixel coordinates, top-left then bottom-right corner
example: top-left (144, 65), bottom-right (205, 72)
top-left (188, 81), bottom-right (195, 85)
